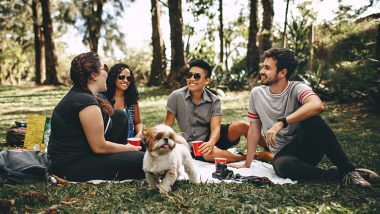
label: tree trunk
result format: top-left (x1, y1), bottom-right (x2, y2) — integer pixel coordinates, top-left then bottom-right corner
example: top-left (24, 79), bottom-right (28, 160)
top-left (260, 0), bottom-right (274, 55)
top-left (41, 0), bottom-right (59, 85)
top-left (377, 24), bottom-right (380, 60)
top-left (149, 0), bottom-right (167, 86)
top-left (32, 0), bottom-right (43, 85)
top-left (218, 0), bottom-right (224, 68)
top-left (87, 0), bottom-right (104, 53)
top-left (281, 0), bottom-right (290, 48)
top-left (167, 0), bottom-right (187, 89)
top-left (246, 0), bottom-right (259, 77)
top-left (307, 24), bottom-right (314, 71)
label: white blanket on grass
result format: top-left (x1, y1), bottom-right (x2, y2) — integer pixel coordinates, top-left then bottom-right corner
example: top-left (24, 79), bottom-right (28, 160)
top-left (50, 159), bottom-right (296, 185)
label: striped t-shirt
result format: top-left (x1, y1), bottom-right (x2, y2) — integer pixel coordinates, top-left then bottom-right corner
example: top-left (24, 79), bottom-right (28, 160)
top-left (247, 81), bottom-right (316, 155)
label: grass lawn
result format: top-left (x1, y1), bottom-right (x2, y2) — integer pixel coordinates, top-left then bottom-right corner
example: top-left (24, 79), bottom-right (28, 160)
top-left (0, 84), bottom-right (379, 213)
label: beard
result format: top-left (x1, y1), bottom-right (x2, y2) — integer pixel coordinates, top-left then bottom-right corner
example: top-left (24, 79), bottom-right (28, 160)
top-left (261, 73), bottom-right (280, 86)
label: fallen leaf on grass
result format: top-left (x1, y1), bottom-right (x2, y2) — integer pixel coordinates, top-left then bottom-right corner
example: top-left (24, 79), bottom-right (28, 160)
top-left (61, 199), bottom-right (78, 205)
top-left (38, 205), bottom-right (59, 214)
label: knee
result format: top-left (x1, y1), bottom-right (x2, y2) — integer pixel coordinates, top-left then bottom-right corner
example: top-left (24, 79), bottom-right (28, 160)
top-left (272, 156), bottom-right (298, 178)
top-left (111, 109), bottom-right (128, 124)
top-left (231, 121), bottom-right (249, 135)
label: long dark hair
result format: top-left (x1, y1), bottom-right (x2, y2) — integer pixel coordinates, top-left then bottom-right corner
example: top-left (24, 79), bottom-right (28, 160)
top-left (105, 63), bottom-right (139, 107)
top-left (70, 52), bottom-right (113, 116)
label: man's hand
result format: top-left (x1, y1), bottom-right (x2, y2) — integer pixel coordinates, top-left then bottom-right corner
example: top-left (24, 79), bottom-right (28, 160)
top-left (265, 122), bottom-right (283, 148)
top-left (199, 141), bottom-right (215, 155)
top-left (229, 162), bottom-right (250, 169)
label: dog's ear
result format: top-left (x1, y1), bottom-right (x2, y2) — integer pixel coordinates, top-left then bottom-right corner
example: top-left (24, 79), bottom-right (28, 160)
top-left (141, 128), bottom-right (148, 142)
top-left (175, 134), bottom-right (188, 147)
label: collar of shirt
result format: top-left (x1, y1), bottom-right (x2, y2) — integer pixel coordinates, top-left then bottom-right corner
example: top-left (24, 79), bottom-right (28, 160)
top-left (184, 87), bottom-right (212, 104)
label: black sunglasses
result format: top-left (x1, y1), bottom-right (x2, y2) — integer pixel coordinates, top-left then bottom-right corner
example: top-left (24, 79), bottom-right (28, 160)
top-left (185, 72), bottom-right (203, 81)
top-left (117, 74), bottom-right (133, 81)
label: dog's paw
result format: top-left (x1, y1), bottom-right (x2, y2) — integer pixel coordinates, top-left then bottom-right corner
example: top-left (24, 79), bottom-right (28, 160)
top-left (157, 183), bottom-right (171, 193)
top-left (148, 184), bottom-right (158, 189)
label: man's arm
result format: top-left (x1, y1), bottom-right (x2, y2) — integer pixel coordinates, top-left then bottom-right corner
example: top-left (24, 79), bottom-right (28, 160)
top-left (164, 111), bottom-right (176, 127)
top-left (266, 94), bottom-right (325, 147)
top-left (199, 115), bottom-right (221, 155)
top-left (230, 121), bottom-right (261, 168)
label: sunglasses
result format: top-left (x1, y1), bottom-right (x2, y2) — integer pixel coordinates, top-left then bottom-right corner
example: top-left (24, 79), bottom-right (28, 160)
top-left (185, 72), bottom-right (203, 81)
top-left (117, 74), bottom-right (133, 81)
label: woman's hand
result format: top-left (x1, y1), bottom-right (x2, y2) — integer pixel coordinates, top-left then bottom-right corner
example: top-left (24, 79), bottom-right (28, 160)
top-left (125, 144), bottom-right (142, 151)
top-left (229, 162), bottom-right (250, 169)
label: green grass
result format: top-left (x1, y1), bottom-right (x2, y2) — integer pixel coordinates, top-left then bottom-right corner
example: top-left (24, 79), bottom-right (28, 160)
top-left (0, 85), bottom-right (379, 213)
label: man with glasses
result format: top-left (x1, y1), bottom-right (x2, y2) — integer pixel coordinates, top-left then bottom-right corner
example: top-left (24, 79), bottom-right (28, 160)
top-left (165, 59), bottom-right (270, 163)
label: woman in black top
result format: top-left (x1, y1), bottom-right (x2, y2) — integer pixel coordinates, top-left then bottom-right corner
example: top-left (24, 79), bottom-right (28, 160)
top-left (48, 52), bottom-right (145, 181)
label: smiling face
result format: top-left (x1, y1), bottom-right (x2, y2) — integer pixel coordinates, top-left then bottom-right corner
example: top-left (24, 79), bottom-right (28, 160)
top-left (260, 57), bottom-right (281, 86)
top-left (186, 66), bottom-right (209, 93)
top-left (115, 68), bottom-right (131, 92)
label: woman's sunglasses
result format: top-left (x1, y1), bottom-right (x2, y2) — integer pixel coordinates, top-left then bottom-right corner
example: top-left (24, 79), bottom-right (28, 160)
top-left (185, 72), bottom-right (203, 81)
top-left (117, 74), bottom-right (133, 82)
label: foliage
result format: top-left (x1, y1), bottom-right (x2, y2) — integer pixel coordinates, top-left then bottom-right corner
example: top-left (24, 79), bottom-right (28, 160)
top-left (118, 47), bottom-right (153, 83)
top-left (0, 85), bottom-right (379, 213)
top-left (0, 1), bottom-right (34, 84)
top-left (57, 0), bottom-right (129, 54)
top-left (315, 18), bottom-right (380, 111)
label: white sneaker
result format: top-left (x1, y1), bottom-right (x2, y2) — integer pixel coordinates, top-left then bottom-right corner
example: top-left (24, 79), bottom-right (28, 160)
top-left (342, 171), bottom-right (371, 188)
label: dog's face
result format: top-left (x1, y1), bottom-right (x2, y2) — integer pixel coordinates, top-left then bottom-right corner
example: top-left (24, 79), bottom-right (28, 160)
top-left (143, 124), bottom-right (177, 155)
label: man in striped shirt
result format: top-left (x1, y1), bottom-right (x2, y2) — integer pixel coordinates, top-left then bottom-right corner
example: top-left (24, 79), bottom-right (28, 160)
top-left (231, 48), bottom-right (376, 187)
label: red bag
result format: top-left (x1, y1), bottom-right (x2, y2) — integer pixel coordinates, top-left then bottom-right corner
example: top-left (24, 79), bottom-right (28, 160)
top-left (5, 122), bottom-right (27, 146)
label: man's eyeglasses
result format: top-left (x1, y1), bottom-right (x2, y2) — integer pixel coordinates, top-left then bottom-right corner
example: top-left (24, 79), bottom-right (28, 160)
top-left (117, 74), bottom-right (133, 82)
top-left (100, 64), bottom-right (108, 72)
top-left (185, 72), bottom-right (203, 81)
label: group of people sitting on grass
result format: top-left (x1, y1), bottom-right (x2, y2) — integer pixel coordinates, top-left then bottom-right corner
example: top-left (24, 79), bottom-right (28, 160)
top-left (47, 48), bottom-right (378, 187)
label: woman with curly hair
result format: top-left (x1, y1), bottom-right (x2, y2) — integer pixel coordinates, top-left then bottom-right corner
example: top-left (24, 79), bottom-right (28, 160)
top-left (48, 52), bottom-right (145, 181)
top-left (99, 63), bottom-right (143, 140)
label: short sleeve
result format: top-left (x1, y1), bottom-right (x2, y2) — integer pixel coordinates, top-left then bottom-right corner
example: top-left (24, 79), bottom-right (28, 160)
top-left (293, 83), bottom-right (317, 104)
top-left (72, 93), bottom-right (99, 113)
top-left (247, 88), bottom-right (260, 122)
top-left (166, 92), bottom-right (178, 115)
top-left (212, 99), bottom-right (222, 116)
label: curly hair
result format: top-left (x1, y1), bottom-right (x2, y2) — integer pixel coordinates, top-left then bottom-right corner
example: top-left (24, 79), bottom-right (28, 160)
top-left (263, 48), bottom-right (298, 80)
top-left (70, 52), bottom-right (113, 116)
top-left (70, 52), bottom-right (101, 90)
top-left (104, 63), bottom-right (139, 107)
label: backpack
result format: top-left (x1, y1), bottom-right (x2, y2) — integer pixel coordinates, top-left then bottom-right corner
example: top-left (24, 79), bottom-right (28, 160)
top-left (5, 122), bottom-right (27, 146)
top-left (0, 150), bottom-right (48, 183)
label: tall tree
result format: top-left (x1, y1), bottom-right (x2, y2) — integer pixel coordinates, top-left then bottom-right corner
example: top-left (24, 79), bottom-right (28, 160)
top-left (218, 0), bottom-right (224, 67)
top-left (32, 0), bottom-right (43, 84)
top-left (41, 0), bottom-right (59, 85)
top-left (167, 0), bottom-right (187, 88)
top-left (149, 0), bottom-right (167, 86)
top-left (59, 0), bottom-right (127, 54)
top-left (260, 0), bottom-right (274, 55)
top-left (246, 0), bottom-right (259, 77)
top-left (281, 0), bottom-right (290, 48)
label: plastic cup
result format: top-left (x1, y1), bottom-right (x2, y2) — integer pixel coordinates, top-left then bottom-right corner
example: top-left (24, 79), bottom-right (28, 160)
top-left (214, 158), bottom-right (227, 169)
top-left (191, 141), bottom-right (203, 156)
top-left (128, 137), bottom-right (141, 146)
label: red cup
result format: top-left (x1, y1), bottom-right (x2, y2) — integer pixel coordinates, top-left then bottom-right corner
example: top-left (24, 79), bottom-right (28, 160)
top-left (214, 157), bottom-right (227, 169)
top-left (191, 141), bottom-right (203, 156)
top-left (128, 137), bottom-right (141, 146)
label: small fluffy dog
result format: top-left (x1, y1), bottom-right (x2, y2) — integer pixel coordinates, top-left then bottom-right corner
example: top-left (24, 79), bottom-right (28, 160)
top-left (142, 124), bottom-right (198, 193)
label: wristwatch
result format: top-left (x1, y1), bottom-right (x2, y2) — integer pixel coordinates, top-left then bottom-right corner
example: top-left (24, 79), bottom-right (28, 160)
top-left (277, 117), bottom-right (288, 128)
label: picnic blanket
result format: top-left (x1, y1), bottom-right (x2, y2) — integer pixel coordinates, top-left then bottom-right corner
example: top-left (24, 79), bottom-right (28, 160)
top-left (50, 159), bottom-right (296, 185)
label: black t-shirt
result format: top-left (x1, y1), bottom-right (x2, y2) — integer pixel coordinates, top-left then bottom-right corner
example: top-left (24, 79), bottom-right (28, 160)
top-left (48, 87), bottom-right (100, 165)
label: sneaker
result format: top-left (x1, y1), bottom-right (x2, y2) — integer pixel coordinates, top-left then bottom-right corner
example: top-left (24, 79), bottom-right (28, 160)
top-left (342, 171), bottom-right (371, 188)
top-left (355, 168), bottom-right (380, 184)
